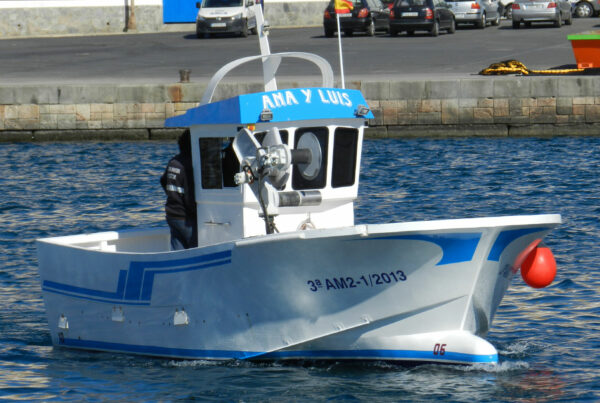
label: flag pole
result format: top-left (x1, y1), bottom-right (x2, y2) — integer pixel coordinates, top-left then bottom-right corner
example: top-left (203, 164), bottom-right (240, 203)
top-left (336, 12), bottom-right (346, 89)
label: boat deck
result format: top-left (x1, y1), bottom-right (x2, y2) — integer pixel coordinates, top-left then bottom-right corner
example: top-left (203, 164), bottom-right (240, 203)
top-left (39, 227), bottom-right (171, 253)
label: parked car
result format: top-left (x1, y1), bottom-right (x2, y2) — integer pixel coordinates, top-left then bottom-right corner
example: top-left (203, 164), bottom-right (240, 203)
top-left (446, 0), bottom-right (501, 27)
top-left (571, 0), bottom-right (600, 17)
top-left (511, 0), bottom-right (572, 27)
top-left (389, 0), bottom-right (456, 36)
top-left (195, 0), bottom-right (257, 38)
top-left (323, 0), bottom-right (391, 37)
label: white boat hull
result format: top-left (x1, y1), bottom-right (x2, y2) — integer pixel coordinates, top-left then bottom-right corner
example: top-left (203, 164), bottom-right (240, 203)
top-left (37, 214), bottom-right (560, 365)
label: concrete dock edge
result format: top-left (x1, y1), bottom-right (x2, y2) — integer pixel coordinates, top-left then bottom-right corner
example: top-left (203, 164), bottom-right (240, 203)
top-left (2, 76), bottom-right (600, 141)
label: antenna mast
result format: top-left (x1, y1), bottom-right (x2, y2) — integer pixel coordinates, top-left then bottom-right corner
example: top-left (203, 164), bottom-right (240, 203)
top-left (336, 13), bottom-right (346, 89)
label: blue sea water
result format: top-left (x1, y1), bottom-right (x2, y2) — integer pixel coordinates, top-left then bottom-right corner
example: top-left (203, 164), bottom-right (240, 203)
top-left (1, 137), bottom-right (599, 401)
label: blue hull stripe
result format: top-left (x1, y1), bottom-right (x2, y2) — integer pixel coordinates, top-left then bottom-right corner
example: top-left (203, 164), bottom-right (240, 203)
top-left (261, 349), bottom-right (497, 364)
top-left (366, 233), bottom-right (482, 266)
top-left (42, 250), bottom-right (232, 304)
top-left (59, 338), bottom-right (497, 364)
top-left (487, 227), bottom-right (550, 261)
top-left (44, 269), bottom-right (128, 300)
top-left (42, 287), bottom-right (152, 306)
top-left (62, 338), bottom-right (260, 359)
top-left (138, 258), bottom-right (231, 301)
top-left (125, 250), bottom-right (232, 300)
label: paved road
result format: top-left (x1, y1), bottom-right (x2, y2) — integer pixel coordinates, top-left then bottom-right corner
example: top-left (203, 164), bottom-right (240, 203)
top-left (1, 18), bottom-right (599, 84)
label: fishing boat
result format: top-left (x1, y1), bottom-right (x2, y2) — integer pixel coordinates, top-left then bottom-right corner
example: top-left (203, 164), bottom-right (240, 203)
top-left (37, 6), bottom-right (561, 365)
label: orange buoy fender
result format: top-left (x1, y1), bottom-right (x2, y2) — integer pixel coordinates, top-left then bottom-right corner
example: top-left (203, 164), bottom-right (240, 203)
top-left (520, 245), bottom-right (557, 288)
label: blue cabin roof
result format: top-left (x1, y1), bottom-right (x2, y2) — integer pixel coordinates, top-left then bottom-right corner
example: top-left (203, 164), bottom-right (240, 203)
top-left (165, 87), bottom-right (374, 127)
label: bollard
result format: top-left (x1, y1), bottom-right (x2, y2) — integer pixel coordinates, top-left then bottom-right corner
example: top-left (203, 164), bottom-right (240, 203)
top-left (179, 69), bottom-right (191, 83)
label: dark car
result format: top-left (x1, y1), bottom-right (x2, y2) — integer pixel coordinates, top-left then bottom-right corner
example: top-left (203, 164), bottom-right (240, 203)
top-left (323, 0), bottom-right (391, 37)
top-left (389, 0), bottom-right (456, 36)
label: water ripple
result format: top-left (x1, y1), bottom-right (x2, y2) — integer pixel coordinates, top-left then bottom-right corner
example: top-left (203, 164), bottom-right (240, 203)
top-left (1, 138), bottom-right (599, 401)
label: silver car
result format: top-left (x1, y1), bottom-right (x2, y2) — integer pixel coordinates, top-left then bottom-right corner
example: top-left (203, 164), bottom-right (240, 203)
top-left (446, 0), bottom-right (501, 27)
top-left (512, 0), bottom-right (572, 27)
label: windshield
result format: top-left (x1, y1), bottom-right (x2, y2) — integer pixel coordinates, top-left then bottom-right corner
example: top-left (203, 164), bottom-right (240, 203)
top-left (397, 0), bottom-right (427, 5)
top-left (202, 0), bottom-right (243, 7)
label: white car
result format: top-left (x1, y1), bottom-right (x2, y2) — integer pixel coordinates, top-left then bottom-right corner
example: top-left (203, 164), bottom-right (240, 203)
top-left (195, 0), bottom-right (258, 38)
top-left (511, 0), bottom-right (572, 27)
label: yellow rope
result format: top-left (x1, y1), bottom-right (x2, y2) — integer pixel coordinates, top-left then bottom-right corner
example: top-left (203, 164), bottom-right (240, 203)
top-left (479, 60), bottom-right (584, 75)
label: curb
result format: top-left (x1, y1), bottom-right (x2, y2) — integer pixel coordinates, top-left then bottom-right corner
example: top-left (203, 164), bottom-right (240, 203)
top-left (4, 124), bottom-right (600, 142)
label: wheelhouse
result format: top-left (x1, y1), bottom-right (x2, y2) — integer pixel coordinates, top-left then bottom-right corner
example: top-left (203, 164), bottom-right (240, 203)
top-left (166, 87), bottom-right (374, 246)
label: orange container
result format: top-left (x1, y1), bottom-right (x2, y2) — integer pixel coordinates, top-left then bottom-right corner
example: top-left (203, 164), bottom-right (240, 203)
top-left (568, 31), bottom-right (600, 69)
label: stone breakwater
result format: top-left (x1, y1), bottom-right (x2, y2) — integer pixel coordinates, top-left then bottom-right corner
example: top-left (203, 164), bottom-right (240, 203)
top-left (2, 76), bottom-right (600, 142)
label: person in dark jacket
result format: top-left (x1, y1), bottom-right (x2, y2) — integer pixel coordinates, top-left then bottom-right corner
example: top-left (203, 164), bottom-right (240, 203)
top-left (160, 129), bottom-right (198, 250)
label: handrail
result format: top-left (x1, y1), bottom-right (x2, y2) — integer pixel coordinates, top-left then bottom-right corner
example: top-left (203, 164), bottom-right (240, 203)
top-left (200, 52), bottom-right (335, 105)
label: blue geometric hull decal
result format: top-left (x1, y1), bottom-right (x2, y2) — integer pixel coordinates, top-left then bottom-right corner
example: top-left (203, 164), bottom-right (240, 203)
top-left (42, 250), bottom-right (232, 305)
top-left (487, 227), bottom-right (550, 261)
top-left (44, 270), bottom-right (128, 301)
top-left (366, 233), bottom-right (482, 266)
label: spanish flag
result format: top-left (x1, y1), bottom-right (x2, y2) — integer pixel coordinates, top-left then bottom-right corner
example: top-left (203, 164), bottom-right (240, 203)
top-left (335, 0), bottom-right (354, 14)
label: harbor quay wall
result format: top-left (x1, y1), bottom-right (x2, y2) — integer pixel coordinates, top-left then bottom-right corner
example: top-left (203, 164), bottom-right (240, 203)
top-left (2, 76), bottom-right (600, 141)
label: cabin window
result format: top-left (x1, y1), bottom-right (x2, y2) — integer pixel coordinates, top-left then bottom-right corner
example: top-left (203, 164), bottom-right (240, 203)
top-left (292, 127), bottom-right (328, 190)
top-left (331, 128), bottom-right (358, 188)
top-left (199, 137), bottom-right (240, 189)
